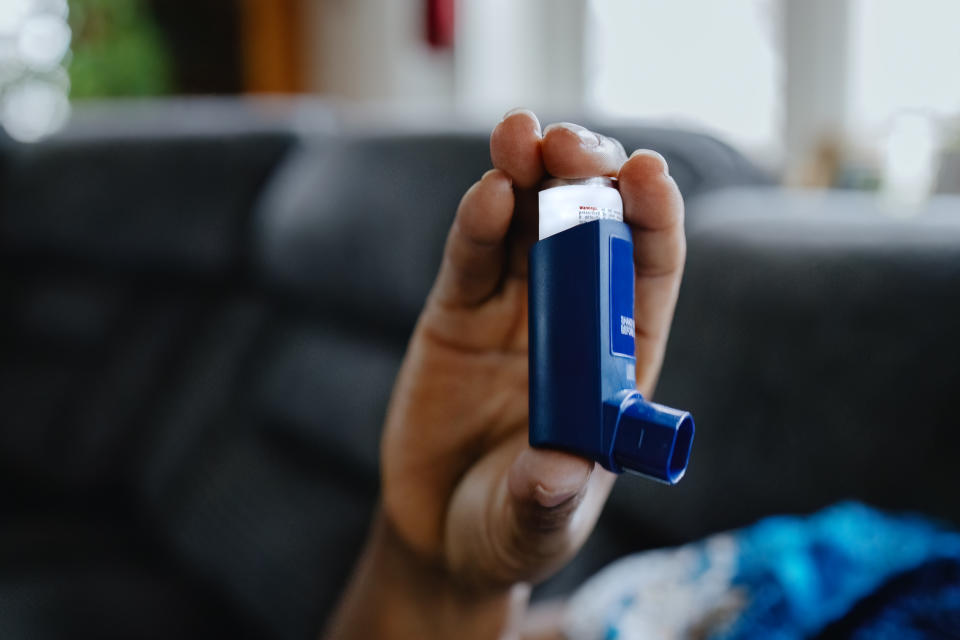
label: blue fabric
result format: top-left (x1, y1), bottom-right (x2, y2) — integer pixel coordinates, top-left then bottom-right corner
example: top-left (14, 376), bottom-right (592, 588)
top-left (718, 503), bottom-right (960, 639)
top-left (566, 503), bottom-right (960, 639)
top-left (820, 557), bottom-right (960, 639)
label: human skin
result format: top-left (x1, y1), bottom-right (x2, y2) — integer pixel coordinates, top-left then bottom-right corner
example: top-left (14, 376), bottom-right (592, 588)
top-left (324, 109), bottom-right (686, 640)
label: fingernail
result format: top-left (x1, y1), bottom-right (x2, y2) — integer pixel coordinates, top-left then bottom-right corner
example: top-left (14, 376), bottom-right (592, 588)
top-left (533, 484), bottom-right (580, 508)
top-left (544, 122), bottom-right (600, 147)
top-left (502, 107), bottom-right (532, 120)
top-left (630, 149), bottom-right (670, 176)
top-left (514, 448), bottom-right (593, 507)
top-left (501, 107), bottom-right (541, 135)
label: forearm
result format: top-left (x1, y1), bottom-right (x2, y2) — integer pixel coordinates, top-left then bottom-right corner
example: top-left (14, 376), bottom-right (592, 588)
top-left (323, 508), bottom-right (529, 640)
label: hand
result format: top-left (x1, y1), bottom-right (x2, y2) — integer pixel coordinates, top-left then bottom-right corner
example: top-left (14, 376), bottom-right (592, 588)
top-left (326, 110), bottom-right (686, 639)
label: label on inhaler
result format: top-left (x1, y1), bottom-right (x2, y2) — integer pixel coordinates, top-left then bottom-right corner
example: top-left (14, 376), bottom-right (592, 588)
top-left (610, 237), bottom-right (636, 359)
top-left (538, 184), bottom-right (623, 240)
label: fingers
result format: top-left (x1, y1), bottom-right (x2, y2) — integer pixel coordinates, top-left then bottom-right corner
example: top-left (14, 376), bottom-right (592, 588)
top-left (432, 169), bottom-right (514, 307)
top-left (433, 108), bottom-right (545, 308)
top-left (435, 115), bottom-right (685, 397)
top-left (490, 109), bottom-right (544, 189)
top-left (493, 114), bottom-right (629, 185)
top-left (440, 113), bottom-right (636, 309)
top-left (618, 150), bottom-right (687, 395)
top-left (541, 122), bottom-right (627, 179)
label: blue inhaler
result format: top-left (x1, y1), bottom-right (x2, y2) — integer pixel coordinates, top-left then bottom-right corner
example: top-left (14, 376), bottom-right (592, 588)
top-left (529, 177), bottom-right (694, 484)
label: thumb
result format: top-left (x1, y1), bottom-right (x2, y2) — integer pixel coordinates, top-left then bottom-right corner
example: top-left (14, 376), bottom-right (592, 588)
top-left (508, 447), bottom-right (593, 518)
top-left (445, 434), bottom-right (615, 587)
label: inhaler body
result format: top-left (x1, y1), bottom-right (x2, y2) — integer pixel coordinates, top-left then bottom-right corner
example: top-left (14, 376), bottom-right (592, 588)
top-left (529, 178), bottom-right (694, 484)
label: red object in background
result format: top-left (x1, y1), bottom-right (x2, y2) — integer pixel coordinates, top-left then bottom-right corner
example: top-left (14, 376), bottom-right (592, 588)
top-left (426, 0), bottom-right (455, 48)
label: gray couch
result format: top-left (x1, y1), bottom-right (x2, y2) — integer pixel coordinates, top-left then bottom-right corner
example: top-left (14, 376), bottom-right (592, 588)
top-left (2, 98), bottom-right (957, 639)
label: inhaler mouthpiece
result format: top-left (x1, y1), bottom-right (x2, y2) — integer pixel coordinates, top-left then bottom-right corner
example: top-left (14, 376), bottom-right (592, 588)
top-left (605, 391), bottom-right (695, 483)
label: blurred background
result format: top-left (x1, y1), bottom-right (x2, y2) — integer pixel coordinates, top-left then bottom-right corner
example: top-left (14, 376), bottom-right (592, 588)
top-left (2, 0), bottom-right (960, 199)
top-left (2, 1), bottom-right (960, 639)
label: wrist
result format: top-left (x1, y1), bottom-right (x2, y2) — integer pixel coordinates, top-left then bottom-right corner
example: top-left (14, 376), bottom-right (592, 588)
top-left (324, 507), bottom-right (529, 640)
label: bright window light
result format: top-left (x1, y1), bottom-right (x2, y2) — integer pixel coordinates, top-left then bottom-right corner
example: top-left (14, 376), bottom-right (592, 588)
top-left (588, 0), bottom-right (780, 157)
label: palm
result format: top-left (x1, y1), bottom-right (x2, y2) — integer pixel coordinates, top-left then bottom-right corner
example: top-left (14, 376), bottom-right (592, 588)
top-left (383, 278), bottom-right (530, 553)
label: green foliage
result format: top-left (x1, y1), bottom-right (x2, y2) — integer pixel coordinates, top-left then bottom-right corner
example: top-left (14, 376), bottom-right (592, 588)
top-left (68, 0), bottom-right (174, 98)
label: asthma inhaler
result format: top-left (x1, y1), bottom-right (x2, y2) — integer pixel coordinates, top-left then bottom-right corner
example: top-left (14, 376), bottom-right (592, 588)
top-left (529, 177), bottom-right (694, 484)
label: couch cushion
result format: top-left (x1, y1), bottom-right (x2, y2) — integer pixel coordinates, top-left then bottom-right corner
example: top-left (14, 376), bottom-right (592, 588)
top-left (0, 513), bottom-right (260, 639)
top-left (255, 132), bottom-right (491, 335)
top-left (0, 101), bottom-right (298, 275)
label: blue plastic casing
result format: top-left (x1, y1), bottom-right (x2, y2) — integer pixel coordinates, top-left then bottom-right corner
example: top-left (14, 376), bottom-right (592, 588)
top-left (529, 219), bottom-right (694, 484)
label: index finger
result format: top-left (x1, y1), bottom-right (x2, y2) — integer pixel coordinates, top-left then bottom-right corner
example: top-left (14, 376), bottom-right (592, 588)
top-left (541, 122), bottom-right (627, 179)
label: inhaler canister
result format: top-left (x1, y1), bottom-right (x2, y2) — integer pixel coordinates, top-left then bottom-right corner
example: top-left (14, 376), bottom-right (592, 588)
top-left (537, 177), bottom-right (625, 240)
top-left (529, 177), bottom-right (694, 484)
